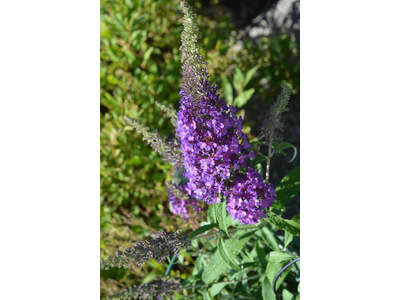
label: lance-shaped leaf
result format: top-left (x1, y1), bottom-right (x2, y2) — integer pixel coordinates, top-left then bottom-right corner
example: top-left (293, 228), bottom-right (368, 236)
top-left (217, 238), bottom-right (241, 271)
top-left (264, 211), bottom-right (300, 236)
top-left (216, 200), bottom-right (229, 236)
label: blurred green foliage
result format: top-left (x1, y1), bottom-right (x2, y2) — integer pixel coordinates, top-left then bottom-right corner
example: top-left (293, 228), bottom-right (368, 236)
top-left (100, 0), bottom-right (299, 298)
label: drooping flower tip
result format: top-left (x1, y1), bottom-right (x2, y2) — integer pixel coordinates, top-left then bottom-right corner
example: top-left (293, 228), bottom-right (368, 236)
top-left (226, 168), bottom-right (276, 225)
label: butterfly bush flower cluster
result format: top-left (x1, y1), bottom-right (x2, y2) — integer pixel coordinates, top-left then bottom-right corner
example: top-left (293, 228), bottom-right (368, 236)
top-left (100, 230), bottom-right (190, 270)
top-left (176, 1), bottom-right (276, 224)
top-left (107, 277), bottom-right (181, 300)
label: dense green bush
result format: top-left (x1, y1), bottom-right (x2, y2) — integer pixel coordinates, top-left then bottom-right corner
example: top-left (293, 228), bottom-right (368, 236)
top-left (100, 0), bottom-right (299, 298)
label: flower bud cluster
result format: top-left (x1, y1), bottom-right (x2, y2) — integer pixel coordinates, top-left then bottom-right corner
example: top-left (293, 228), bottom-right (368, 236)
top-left (124, 116), bottom-right (184, 170)
top-left (100, 230), bottom-right (190, 270)
top-left (107, 277), bottom-right (181, 300)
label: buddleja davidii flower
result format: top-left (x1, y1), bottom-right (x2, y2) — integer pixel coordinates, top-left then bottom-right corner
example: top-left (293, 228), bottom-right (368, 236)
top-left (166, 181), bottom-right (200, 218)
top-left (258, 83), bottom-right (292, 145)
top-left (178, 93), bottom-right (254, 203)
top-left (225, 168), bottom-right (276, 225)
top-left (100, 230), bottom-right (190, 270)
top-left (124, 116), bottom-right (184, 170)
top-left (107, 277), bottom-right (181, 300)
top-left (178, 2), bottom-right (256, 204)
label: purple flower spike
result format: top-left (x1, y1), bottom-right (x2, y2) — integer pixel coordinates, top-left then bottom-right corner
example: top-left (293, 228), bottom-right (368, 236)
top-left (177, 1), bottom-right (254, 204)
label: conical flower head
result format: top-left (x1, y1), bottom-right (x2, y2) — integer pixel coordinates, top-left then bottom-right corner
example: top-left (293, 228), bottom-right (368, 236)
top-left (177, 1), bottom-right (254, 203)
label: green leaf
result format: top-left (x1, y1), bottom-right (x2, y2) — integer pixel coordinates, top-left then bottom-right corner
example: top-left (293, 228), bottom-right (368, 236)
top-left (265, 211), bottom-right (300, 236)
top-left (244, 65), bottom-right (260, 86)
top-left (266, 261), bottom-right (281, 286)
top-left (210, 282), bottom-right (229, 297)
top-left (233, 88), bottom-right (255, 108)
top-left (258, 226), bottom-right (280, 251)
top-left (266, 251), bottom-right (294, 263)
top-left (275, 167), bottom-right (300, 206)
top-left (262, 276), bottom-right (276, 300)
top-left (142, 46), bottom-right (154, 66)
top-left (282, 289), bottom-right (295, 300)
top-left (256, 241), bottom-right (267, 269)
top-left (276, 267), bottom-right (292, 290)
top-left (217, 238), bottom-right (241, 271)
top-left (188, 223), bottom-right (217, 239)
top-left (293, 214), bottom-right (300, 223)
top-left (284, 231), bottom-right (293, 248)
top-left (216, 200), bottom-right (229, 236)
top-left (279, 142), bottom-right (297, 163)
top-left (202, 231), bottom-right (254, 283)
top-left (221, 76), bottom-right (233, 105)
top-left (203, 289), bottom-right (213, 300)
top-left (233, 67), bottom-right (245, 93)
top-left (297, 283), bottom-right (300, 293)
top-left (208, 204), bottom-right (217, 224)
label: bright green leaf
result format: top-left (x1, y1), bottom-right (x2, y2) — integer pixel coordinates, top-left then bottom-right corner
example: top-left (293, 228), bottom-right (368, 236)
top-left (282, 289), bottom-right (295, 300)
top-left (266, 261), bottom-right (281, 286)
top-left (208, 204), bottom-right (217, 224)
top-left (210, 282), bottom-right (229, 297)
top-left (262, 276), bottom-right (276, 300)
top-left (203, 289), bottom-right (213, 300)
top-left (266, 251), bottom-right (294, 263)
top-left (202, 231), bottom-right (254, 283)
top-left (216, 200), bottom-right (229, 236)
top-left (217, 238), bottom-right (241, 271)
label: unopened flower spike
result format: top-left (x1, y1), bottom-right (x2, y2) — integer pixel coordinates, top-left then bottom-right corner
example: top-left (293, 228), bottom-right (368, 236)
top-left (258, 83), bottom-right (292, 146)
top-left (107, 277), bottom-right (181, 300)
top-left (124, 116), bottom-right (184, 170)
top-left (155, 101), bottom-right (178, 127)
top-left (100, 230), bottom-right (190, 270)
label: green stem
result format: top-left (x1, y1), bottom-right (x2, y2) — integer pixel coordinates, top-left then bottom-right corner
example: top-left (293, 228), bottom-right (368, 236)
top-left (164, 253), bottom-right (177, 276)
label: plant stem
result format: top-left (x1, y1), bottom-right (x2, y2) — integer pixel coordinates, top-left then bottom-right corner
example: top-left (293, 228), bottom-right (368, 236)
top-left (181, 274), bottom-right (262, 290)
top-left (165, 253), bottom-right (177, 276)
